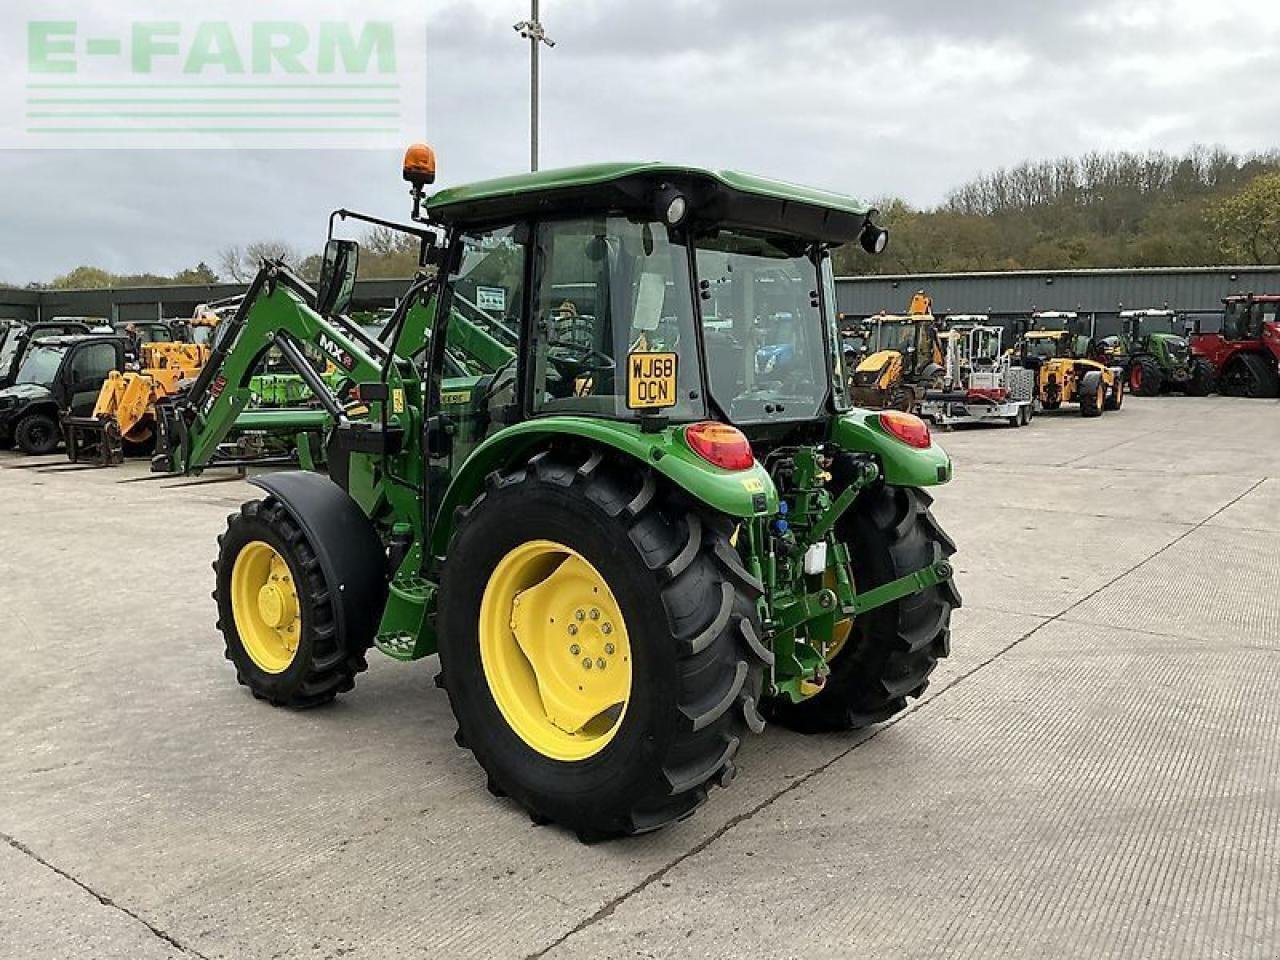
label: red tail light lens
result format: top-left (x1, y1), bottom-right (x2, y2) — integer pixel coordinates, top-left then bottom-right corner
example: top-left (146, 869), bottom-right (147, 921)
top-left (878, 411), bottom-right (932, 449)
top-left (684, 422), bottom-right (754, 470)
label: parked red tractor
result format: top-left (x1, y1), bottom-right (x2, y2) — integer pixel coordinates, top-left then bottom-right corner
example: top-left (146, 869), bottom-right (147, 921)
top-left (1189, 294), bottom-right (1280, 397)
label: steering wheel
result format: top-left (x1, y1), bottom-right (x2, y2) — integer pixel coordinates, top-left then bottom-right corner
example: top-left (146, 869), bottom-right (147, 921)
top-left (545, 339), bottom-right (615, 380)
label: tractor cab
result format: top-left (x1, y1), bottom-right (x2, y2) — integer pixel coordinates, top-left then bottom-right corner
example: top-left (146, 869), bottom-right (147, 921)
top-left (1221, 294), bottom-right (1280, 341)
top-left (1118, 309), bottom-right (1189, 359)
top-left (1098, 309), bottom-right (1185, 361)
top-left (1020, 312), bottom-right (1092, 360)
top-left (417, 162), bottom-right (892, 447)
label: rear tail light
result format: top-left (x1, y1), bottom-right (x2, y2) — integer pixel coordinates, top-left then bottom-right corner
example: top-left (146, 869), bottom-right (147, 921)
top-left (878, 411), bottom-right (932, 449)
top-left (684, 421), bottom-right (754, 470)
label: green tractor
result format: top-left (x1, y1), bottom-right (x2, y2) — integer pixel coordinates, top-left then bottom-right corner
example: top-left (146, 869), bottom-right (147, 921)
top-left (1097, 309), bottom-right (1215, 396)
top-left (164, 146), bottom-right (960, 839)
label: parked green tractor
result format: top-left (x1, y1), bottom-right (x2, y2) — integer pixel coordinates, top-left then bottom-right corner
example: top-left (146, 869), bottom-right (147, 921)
top-left (1097, 309), bottom-right (1214, 396)
top-left (166, 147), bottom-right (960, 838)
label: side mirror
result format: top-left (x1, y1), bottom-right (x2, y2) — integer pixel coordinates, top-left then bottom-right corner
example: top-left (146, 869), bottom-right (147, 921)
top-left (316, 239), bottom-right (360, 316)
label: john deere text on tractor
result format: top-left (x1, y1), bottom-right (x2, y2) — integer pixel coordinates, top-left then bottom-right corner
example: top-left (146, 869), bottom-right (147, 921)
top-left (1189, 294), bottom-right (1280, 398)
top-left (169, 147), bottom-right (960, 839)
top-left (1014, 311), bottom-right (1123, 417)
top-left (1096, 309), bottom-right (1214, 396)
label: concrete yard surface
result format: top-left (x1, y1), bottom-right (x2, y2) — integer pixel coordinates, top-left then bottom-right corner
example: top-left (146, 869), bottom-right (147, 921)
top-left (1, 394), bottom-right (1277, 960)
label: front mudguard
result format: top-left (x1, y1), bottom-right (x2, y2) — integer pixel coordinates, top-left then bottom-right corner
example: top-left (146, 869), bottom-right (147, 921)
top-left (248, 471), bottom-right (388, 653)
top-left (829, 409), bottom-right (952, 487)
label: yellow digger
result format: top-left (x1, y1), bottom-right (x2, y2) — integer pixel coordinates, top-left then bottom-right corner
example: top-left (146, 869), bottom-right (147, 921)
top-left (64, 341), bottom-right (209, 464)
top-left (849, 308), bottom-right (945, 411)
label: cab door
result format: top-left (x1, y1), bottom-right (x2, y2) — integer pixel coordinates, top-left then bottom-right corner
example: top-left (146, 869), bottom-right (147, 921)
top-left (61, 341), bottom-right (124, 415)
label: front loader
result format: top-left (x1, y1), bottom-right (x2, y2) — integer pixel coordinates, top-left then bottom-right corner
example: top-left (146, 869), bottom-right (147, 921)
top-left (174, 146), bottom-right (961, 840)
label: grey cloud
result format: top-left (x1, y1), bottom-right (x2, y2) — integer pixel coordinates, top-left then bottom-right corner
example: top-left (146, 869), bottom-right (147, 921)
top-left (2, 0), bottom-right (1278, 284)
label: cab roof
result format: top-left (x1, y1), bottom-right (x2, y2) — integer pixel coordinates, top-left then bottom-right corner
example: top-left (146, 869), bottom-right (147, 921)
top-left (426, 162), bottom-right (877, 245)
top-left (30, 333), bottom-right (124, 348)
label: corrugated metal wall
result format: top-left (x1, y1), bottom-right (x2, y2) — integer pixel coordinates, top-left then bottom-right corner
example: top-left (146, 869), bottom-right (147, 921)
top-left (836, 265), bottom-right (1280, 336)
top-left (0, 278), bottom-right (415, 324)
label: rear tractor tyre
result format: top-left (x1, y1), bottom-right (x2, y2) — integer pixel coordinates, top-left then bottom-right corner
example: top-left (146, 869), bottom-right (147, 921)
top-left (1185, 357), bottom-right (1215, 397)
top-left (214, 498), bottom-right (370, 708)
top-left (1079, 372), bottom-right (1105, 418)
top-left (767, 484), bottom-right (960, 733)
top-left (438, 449), bottom-right (767, 839)
top-left (14, 412), bottom-right (60, 455)
top-left (1129, 356), bottom-right (1163, 396)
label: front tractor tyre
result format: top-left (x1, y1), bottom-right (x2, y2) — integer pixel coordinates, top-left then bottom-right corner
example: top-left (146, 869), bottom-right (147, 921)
top-left (1104, 378), bottom-right (1125, 411)
top-left (1079, 371), bottom-right (1105, 418)
top-left (1128, 356), bottom-right (1163, 396)
top-left (768, 484), bottom-right (960, 733)
top-left (438, 449), bottom-right (767, 839)
top-left (214, 499), bottom-right (371, 707)
top-left (14, 412), bottom-right (60, 455)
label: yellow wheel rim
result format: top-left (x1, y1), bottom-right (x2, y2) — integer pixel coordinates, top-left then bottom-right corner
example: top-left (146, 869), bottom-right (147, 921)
top-left (230, 540), bottom-right (302, 675)
top-left (824, 567), bottom-right (855, 663)
top-left (479, 540), bottom-right (632, 762)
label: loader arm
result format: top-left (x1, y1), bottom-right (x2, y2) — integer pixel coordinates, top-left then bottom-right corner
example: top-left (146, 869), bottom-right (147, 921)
top-left (157, 263), bottom-right (424, 494)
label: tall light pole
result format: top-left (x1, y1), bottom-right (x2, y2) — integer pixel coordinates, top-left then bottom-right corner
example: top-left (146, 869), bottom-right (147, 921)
top-left (514, 1), bottom-right (555, 172)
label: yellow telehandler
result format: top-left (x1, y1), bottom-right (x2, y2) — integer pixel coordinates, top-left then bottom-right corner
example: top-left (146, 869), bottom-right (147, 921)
top-left (64, 341), bottom-right (209, 464)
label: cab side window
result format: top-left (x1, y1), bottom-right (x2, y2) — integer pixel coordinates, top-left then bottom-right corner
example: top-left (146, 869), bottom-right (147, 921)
top-left (529, 216), bottom-right (700, 419)
top-left (70, 343), bottom-right (118, 383)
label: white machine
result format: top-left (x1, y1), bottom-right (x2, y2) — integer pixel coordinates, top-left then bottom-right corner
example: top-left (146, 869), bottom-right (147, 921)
top-left (921, 317), bottom-right (1035, 427)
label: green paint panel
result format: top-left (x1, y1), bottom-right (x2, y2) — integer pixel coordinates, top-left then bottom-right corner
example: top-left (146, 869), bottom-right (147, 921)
top-left (429, 417), bottom-right (779, 556)
top-left (829, 409), bottom-right (952, 486)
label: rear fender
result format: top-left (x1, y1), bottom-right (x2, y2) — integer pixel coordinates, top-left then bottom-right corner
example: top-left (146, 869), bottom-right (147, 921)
top-left (830, 409), bottom-right (952, 487)
top-left (248, 471), bottom-right (387, 651)
top-left (430, 416), bottom-right (779, 556)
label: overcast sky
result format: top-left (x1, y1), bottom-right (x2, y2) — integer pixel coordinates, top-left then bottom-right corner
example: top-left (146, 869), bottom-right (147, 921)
top-left (1, 0), bottom-right (1278, 285)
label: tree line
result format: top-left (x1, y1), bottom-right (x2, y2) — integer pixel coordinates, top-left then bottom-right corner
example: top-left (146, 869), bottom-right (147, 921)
top-left (16, 226), bottom-right (422, 291)
top-left (832, 146), bottom-right (1280, 276)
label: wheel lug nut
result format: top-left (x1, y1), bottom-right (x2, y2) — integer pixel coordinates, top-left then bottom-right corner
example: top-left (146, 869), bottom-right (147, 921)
top-left (605, 643), bottom-right (615, 655)
top-left (575, 609), bottom-right (585, 622)
top-left (601, 623), bottom-right (612, 635)
top-left (570, 644), bottom-right (581, 656)
top-left (567, 624), bottom-right (578, 636)
top-left (582, 658), bottom-right (593, 670)
top-left (589, 608), bottom-right (600, 621)
top-left (596, 658), bottom-right (606, 670)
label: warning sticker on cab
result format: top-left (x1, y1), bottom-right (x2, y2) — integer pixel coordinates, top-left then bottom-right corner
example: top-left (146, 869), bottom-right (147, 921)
top-left (626, 352), bottom-right (678, 409)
